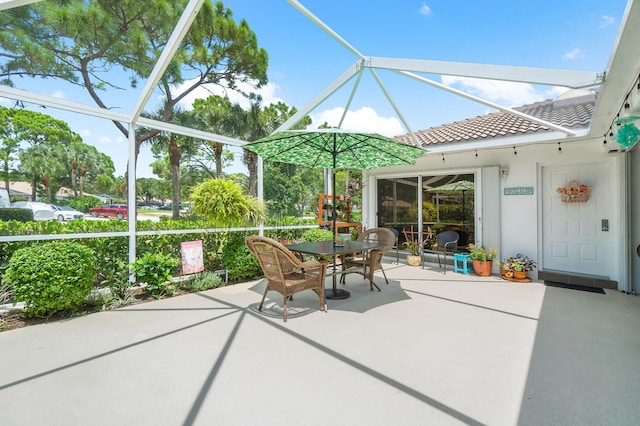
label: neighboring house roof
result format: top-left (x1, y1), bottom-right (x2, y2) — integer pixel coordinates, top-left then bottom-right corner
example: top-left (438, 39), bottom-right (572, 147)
top-left (396, 89), bottom-right (597, 148)
top-left (4, 182), bottom-right (32, 200)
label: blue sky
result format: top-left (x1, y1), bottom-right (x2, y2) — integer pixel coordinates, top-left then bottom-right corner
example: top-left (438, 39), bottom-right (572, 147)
top-left (1, 0), bottom-right (629, 178)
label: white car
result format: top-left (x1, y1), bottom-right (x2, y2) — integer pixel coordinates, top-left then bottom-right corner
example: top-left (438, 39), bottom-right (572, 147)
top-left (53, 205), bottom-right (85, 222)
top-left (10, 201), bottom-right (57, 221)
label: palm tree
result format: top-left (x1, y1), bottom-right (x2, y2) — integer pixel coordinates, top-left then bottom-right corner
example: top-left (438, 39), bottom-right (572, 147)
top-left (148, 104), bottom-right (200, 219)
top-left (20, 144), bottom-right (64, 202)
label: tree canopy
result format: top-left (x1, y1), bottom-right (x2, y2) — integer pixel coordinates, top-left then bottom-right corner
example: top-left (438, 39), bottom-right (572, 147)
top-left (0, 0), bottom-right (269, 199)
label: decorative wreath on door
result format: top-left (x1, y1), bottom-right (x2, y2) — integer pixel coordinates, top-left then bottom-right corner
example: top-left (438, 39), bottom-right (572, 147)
top-left (556, 180), bottom-right (591, 203)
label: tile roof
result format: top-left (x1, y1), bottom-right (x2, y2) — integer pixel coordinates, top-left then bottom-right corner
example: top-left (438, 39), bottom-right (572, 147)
top-left (396, 90), bottom-right (597, 148)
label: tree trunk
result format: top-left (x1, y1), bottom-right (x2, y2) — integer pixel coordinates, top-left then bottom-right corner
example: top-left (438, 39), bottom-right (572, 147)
top-left (42, 175), bottom-right (51, 203)
top-left (245, 149), bottom-right (258, 196)
top-left (213, 142), bottom-right (223, 178)
top-left (71, 159), bottom-right (78, 197)
top-left (169, 136), bottom-right (181, 220)
top-left (4, 161), bottom-right (10, 193)
top-left (79, 165), bottom-right (88, 195)
top-left (31, 175), bottom-right (37, 201)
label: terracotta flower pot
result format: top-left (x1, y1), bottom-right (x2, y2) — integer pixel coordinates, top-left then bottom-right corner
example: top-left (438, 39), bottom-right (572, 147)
top-left (513, 271), bottom-right (528, 280)
top-left (472, 260), bottom-right (492, 276)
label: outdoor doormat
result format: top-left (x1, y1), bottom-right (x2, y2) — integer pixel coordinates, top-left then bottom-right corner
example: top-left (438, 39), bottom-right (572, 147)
top-left (544, 281), bottom-right (606, 294)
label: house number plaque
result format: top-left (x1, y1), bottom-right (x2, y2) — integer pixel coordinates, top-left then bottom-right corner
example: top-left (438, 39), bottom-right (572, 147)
top-left (504, 187), bottom-right (534, 196)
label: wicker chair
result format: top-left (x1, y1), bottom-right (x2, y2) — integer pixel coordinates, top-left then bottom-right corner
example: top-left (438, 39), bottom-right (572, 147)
top-left (340, 227), bottom-right (395, 291)
top-left (245, 236), bottom-right (327, 322)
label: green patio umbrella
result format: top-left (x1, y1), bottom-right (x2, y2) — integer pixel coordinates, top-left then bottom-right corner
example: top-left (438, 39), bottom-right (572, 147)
top-left (427, 179), bottom-right (475, 193)
top-left (244, 128), bottom-right (425, 240)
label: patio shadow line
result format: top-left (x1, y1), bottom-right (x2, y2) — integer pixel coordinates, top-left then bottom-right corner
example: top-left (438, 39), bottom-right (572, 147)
top-left (404, 288), bottom-right (539, 321)
top-left (192, 292), bottom-right (486, 426)
top-left (0, 308), bottom-right (241, 392)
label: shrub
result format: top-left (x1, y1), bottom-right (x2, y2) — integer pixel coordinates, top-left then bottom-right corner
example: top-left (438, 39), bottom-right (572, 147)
top-left (68, 195), bottom-right (101, 213)
top-left (131, 252), bottom-right (180, 298)
top-left (100, 258), bottom-right (134, 306)
top-left (220, 232), bottom-right (261, 281)
top-left (0, 209), bottom-right (33, 222)
top-left (4, 241), bottom-right (96, 317)
top-left (190, 178), bottom-right (267, 227)
top-left (184, 271), bottom-right (223, 292)
top-left (300, 228), bottom-right (334, 242)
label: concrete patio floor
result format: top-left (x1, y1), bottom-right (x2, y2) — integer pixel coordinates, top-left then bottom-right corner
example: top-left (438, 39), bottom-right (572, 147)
top-left (1, 262), bottom-right (639, 425)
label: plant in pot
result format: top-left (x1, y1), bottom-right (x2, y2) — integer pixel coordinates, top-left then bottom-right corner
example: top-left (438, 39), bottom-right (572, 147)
top-left (501, 254), bottom-right (536, 280)
top-left (468, 244), bottom-right (497, 276)
top-left (402, 240), bottom-right (422, 266)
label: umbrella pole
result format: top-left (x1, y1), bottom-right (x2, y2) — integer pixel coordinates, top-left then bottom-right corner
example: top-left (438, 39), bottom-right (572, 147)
top-left (332, 135), bottom-right (337, 244)
top-left (326, 140), bottom-right (350, 300)
top-left (332, 171), bottom-right (338, 244)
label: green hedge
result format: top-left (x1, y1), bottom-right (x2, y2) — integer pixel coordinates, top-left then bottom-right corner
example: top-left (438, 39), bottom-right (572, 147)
top-left (0, 209), bottom-right (33, 222)
top-left (0, 218), bottom-right (315, 288)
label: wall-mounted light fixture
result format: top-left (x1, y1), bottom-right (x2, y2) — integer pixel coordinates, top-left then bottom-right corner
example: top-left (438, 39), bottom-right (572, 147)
top-left (500, 166), bottom-right (509, 179)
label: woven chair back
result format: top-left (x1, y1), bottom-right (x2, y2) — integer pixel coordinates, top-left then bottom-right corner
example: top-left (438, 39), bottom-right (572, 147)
top-left (358, 227), bottom-right (395, 252)
top-left (246, 236), bottom-right (301, 285)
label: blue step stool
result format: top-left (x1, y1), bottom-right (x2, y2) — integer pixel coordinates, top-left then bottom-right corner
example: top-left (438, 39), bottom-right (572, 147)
top-left (453, 253), bottom-right (471, 275)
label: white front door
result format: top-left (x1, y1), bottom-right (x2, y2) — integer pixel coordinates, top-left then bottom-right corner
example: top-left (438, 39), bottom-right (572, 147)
top-left (542, 164), bottom-right (611, 276)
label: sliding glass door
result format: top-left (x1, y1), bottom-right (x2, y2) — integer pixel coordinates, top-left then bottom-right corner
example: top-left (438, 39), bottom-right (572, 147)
top-left (377, 174), bottom-right (475, 248)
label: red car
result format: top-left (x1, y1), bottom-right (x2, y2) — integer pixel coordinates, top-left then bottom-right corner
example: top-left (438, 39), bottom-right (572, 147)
top-left (89, 204), bottom-right (128, 219)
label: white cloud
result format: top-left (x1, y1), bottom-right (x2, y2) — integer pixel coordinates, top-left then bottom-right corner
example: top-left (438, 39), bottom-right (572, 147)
top-left (97, 134), bottom-right (126, 146)
top-left (441, 76), bottom-right (558, 107)
top-left (419, 3), bottom-right (432, 16)
top-left (173, 78), bottom-right (284, 111)
top-left (78, 129), bottom-right (91, 138)
top-left (600, 15), bottom-right (615, 27)
top-left (562, 48), bottom-right (584, 60)
top-left (50, 90), bottom-right (65, 99)
top-left (309, 106), bottom-right (404, 136)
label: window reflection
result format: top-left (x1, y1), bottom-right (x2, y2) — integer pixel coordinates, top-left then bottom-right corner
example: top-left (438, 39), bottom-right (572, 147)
top-left (377, 174), bottom-right (474, 248)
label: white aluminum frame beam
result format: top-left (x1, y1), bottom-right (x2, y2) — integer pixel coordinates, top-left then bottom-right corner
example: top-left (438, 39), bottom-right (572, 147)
top-left (368, 56), bottom-right (604, 89)
top-left (286, 0), bottom-right (364, 59)
top-left (0, 86), bottom-right (247, 146)
top-left (337, 69), bottom-right (364, 128)
top-left (281, 3), bottom-right (601, 141)
top-left (398, 70), bottom-right (577, 136)
top-left (0, 85), bottom-right (130, 122)
top-left (368, 68), bottom-right (419, 143)
top-left (275, 60), bottom-right (363, 132)
top-left (129, 0), bottom-right (205, 122)
top-left (0, 0), bottom-right (41, 11)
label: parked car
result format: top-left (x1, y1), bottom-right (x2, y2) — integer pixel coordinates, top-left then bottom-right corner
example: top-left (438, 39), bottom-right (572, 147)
top-left (10, 201), bottom-right (57, 221)
top-left (52, 205), bottom-right (84, 222)
top-left (158, 203), bottom-right (172, 210)
top-left (89, 204), bottom-right (128, 219)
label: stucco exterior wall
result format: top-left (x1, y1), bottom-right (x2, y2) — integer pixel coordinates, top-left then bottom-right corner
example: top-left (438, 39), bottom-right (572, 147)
top-left (364, 136), bottom-right (625, 285)
top-left (631, 146), bottom-right (640, 293)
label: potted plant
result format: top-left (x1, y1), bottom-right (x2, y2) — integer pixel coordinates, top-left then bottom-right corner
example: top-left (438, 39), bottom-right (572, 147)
top-left (501, 254), bottom-right (537, 280)
top-left (402, 240), bottom-right (422, 266)
top-left (468, 244), bottom-right (497, 276)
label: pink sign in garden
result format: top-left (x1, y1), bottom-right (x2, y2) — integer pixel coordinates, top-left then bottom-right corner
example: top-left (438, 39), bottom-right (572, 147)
top-left (180, 240), bottom-right (204, 275)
